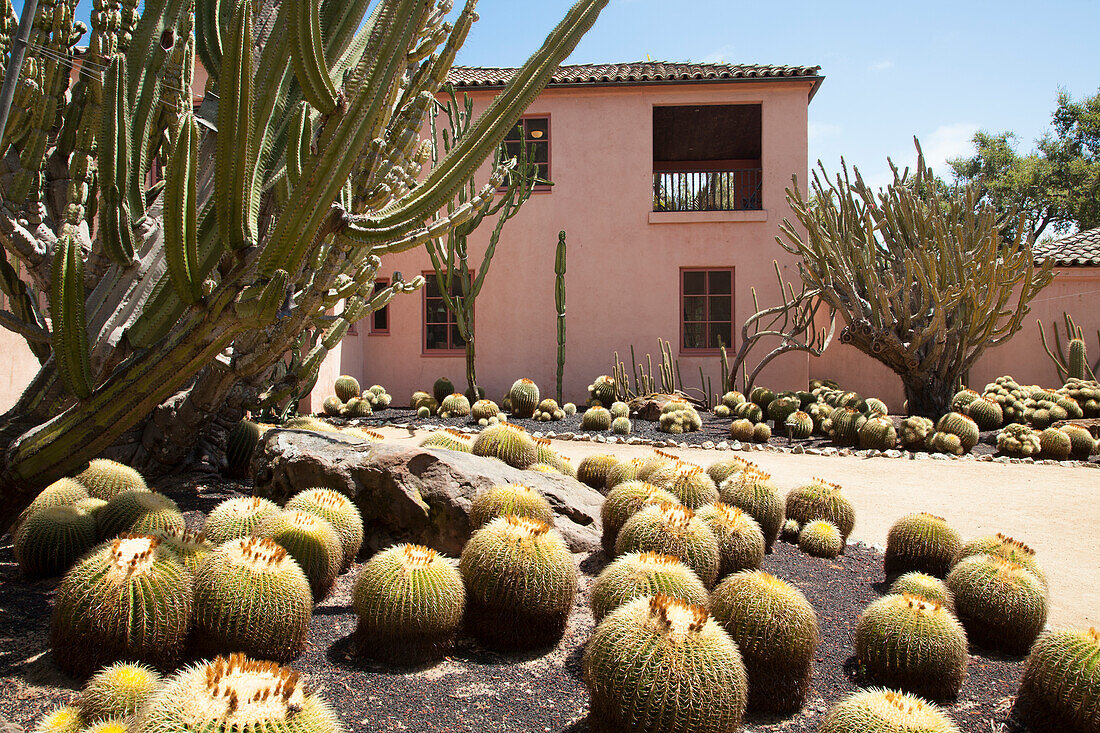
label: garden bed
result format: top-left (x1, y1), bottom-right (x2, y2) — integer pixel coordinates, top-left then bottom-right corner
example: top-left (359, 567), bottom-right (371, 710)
top-left (0, 473), bottom-right (1038, 733)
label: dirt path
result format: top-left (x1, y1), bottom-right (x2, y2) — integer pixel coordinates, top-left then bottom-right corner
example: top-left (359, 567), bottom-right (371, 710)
top-left (375, 426), bottom-right (1100, 628)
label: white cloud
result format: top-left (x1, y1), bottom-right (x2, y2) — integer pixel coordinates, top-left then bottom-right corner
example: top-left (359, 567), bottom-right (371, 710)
top-left (868, 59), bottom-right (894, 72)
top-left (701, 45), bottom-right (735, 64)
top-left (809, 122), bottom-right (842, 141)
top-left (862, 123), bottom-right (978, 191)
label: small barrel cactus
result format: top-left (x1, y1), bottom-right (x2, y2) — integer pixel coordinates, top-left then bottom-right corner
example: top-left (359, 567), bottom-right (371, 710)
top-left (342, 396), bottom-right (373, 418)
top-left (610, 416), bottom-right (632, 435)
top-left (864, 397), bottom-right (889, 417)
top-left (965, 397), bottom-right (1003, 430)
top-left (256, 511), bottom-right (343, 600)
top-left (721, 390), bottom-right (746, 408)
top-left (885, 512), bottom-right (962, 578)
top-left (51, 535), bottom-right (193, 676)
top-left (432, 377), bottom-right (454, 403)
top-left (930, 431), bottom-right (965, 455)
top-left (659, 401), bottom-right (702, 434)
top-left (352, 544), bottom-right (465, 665)
top-left (854, 594), bottom-right (968, 699)
top-left (1061, 424), bottom-right (1097, 460)
top-left (1017, 627), bottom-right (1100, 732)
top-left (785, 478), bottom-right (855, 542)
top-left (1039, 427), bottom-right (1073, 460)
top-left (420, 427), bottom-right (474, 452)
top-left (31, 706), bottom-right (83, 733)
top-left (729, 418), bottom-right (755, 443)
top-left (410, 390), bottom-right (435, 411)
top-left (75, 459), bottom-right (148, 500)
top-left (936, 412), bottom-right (980, 452)
top-left (14, 504), bottom-right (97, 579)
top-left (710, 570), bottom-right (820, 713)
top-left (890, 571), bottom-right (955, 612)
top-left (859, 415), bottom-right (897, 450)
top-left (946, 554), bottom-right (1048, 653)
top-left (469, 484), bottom-right (554, 529)
top-left (694, 503), bottom-right (765, 578)
top-left (752, 422), bottom-right (772, 443)
top-left (459, 516), bottom-right (577, 650)
top-left (286, 488), bottom-right (364, 571)
top-left (335, 375), bottom-right (361, 401)
top-left (951, 388), bottom-right (982, 412)
top-left (635, 450), bottom-right (678, 483)
top-left (152, 527), bottom-right (213, 573)
top-left (589, 375), bottom-right (617, 406)
top-left (827, 406), bottom-right (866, 445)
top-left (563, 402), bottom-right (577, 415)
top-left (601, 481), bottom-right (680, 555)
top-left (133, 654), bottom-right (341, 733)
top-left (226, 420), bottom-right (262, 479)
top-left (322, 396), bottom-right (344, 416)
top-left (799, 520), bottom-right (843, 558)
top-left (997, 423), bottom-right (1042, 457)
top-left (203, 496), bottom-right (281, 545)
top-left (606, 458), bottom-right (643, 489)
top-left (589, 552), bottom-right (709, 622)
top-left (581, 405), bottom-right (613, 431)
top-left (471, 422), bottom-right (538, 469)
top-left (667, 463), bottom-right (719, 508)
top-left (819, 689), bottom-right (962, 733)
top-left (785, 410), bottom-right (814, 439)
top-left (615, 502), bottom-right (720, 587)
top-left (76, 662), bottom-right (162, 723)
top-left (15, 477), bottom-right (90, 534)
top-left (954, 533), bottom-right (1046, 586)
top-left (533, 397), bottom-right (560, 421)
top-left (719, 467), bottom-right (784, 552)
top-left (534, 439), bottom-right (573, 475)
top-left (285, 416), bottom-right (341, 433)
top-left (734, 401), bottom-right (763, 423)
top-left (750, 386), bottom-right (775, 407)
top-left (576, 453), bottom-right (619, 492)
top-left (583, 594), bottom-right (747, 733)
top-left (899, 415), bottom-right (935, 451)
top-left (471, 399), bottom-right (500, 422)
top-left (609, 401), bottom-right (630, 419)
top-left (780, 518), bottom-right (801, 543)
top-left (192, 537), bottom-right (312, 662)
top-left (767, 395), bottom-right (800, 423)
top-left (706, 456), bottom-right (752, 486)
top-left (439, 392), bottom-right (471, 418)
top-left (508, 378), bottom-right (540, 418)
top-left (98, 491), bottom-right (185, 539)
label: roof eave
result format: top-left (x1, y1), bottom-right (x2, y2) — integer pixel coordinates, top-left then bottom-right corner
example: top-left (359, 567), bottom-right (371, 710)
top-left (454, 74), bottom-right (824, 99)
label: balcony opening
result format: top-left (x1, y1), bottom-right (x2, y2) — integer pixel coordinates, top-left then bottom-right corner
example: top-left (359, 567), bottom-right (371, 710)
top-left (653, 104), bottom-right (762, 212)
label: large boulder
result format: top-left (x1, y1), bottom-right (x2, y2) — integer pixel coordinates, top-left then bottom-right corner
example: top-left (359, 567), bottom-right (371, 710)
top-left (251, 429), bottom-right (603, 555)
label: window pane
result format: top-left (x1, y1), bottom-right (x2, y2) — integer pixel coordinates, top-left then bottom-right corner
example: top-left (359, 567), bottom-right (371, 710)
top-left (451, 324), bottom-right (466, 348)
top-left (709, 295), bottom-right (731, 323)
top-left (426, 298), bottom-right (447, 323)
top-left (709, 322), bottom-right (732, 350)
top-left (504, 141), bottom-right (522, 160)
top-left (683, 271), bottom-right (706, 295)
top-left (683, 322), bottom-right (705, 350)
top-left (683, 296), bottom-right (705, 322)
top-left (372, 306), bottom-right (388, 332)
top-left (536, 163), bottom-right (550, 183)
top-left (425, 277), bottom-right (441, 297)
top-left (708, 270), bottom-right (731, 294)
top-left (426, 324), bottom-right (449, 349)
top-left (532, 141), bottom-right (549, 164)
top-left (504, 123), bottom-right (523, 142)
top-left (526, 117), bottom-right (548, 140)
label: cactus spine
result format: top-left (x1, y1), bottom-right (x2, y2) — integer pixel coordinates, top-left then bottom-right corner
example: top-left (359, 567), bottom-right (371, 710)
top-left (819, 689), bottom-right (962, 733)
top-left (469, 484), bottom-right (554, 529)
top-left (75, 460), bottom-right (148, 500)
top-left (256, 510), bottom-right (343, 601)
top-left (1017, 627), bottom-right (1100, 732)
top-left (885, 512), bottom-right (962, 578)
top-left (203, 496), bottom-right (281, 545)
top-left (614, 502), bottom-right (720, 587)
top-left (286, 488), bottom-right (364, 571)
top-left (589, 552), bottom-right (708, 622)
top-left (76, 662), bottom-right (162, 723)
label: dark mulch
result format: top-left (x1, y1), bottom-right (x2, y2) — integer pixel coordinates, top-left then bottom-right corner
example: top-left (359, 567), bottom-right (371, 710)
top-left (0, 474), bottom-right (1038, 732)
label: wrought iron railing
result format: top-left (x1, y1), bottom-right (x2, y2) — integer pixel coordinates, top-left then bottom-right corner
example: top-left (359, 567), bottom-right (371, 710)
top-left (652, 168), bottom-right (762, 212)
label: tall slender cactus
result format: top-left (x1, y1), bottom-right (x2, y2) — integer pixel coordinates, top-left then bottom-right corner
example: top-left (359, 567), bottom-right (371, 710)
top-left (1038, 312), bottom-right (1098, 382)
top-left (0, 0), bottom-right (608, 531)
top-left (555, 230), bottom-right (566, 404)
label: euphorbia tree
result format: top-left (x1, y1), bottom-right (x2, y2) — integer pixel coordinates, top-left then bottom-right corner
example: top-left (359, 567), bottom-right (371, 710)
top-left (778, 142), bottom-right (1054, 417)
top-left (0, 0), bottom-right (607, 530)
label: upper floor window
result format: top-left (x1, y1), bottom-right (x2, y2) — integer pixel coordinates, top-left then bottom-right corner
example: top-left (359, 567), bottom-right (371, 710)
top-left (424, 274), bottom-right (469, 353)
top-left (681, 268), bottom-right (733, 352)
top-left (504, 116), bottom-right (550, 187)
top-left (653, 105), bottom-right (761, 212)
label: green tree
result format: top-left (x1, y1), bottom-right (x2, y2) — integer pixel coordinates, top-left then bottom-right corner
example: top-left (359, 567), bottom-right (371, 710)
top-left (949, 88), bottom-right (1100, 239)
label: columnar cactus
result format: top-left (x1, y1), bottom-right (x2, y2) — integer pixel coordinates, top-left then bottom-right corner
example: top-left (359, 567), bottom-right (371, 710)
top-left (459, 516), bottom-right (577, 650)
top-left (885, 513), bottom-right (962, 578)
top-left (203, 496), bottom-right (281, 545)
top-left (98, 491), bottom-right (185, 539)
top-left (420, 428), bottom-right (475, 452)
top-left (819, 689), bottom-right (962, 733)
top-left (785, 410), bottom-right (814, 439)
top-left (133, 654), bottom-right (342, 733)
top-left (75, 460), bottom-right (148, 500)
top-left (576, 454), bottom-right (619, 492)
top-left (352, 544), bottom-right (465, 665)
top-left (1017, 627), bottom-right (1100, 732)
top-left (14, 504), bottom-right (97, 579)
top-left (614, 503), bottom-right (720, 587)
top-left (76, 662), bottom-right (162, 723)
top-left (581, 405), bottom-right (613, 431)
top-left (152, 527), bottom-right (213, 574)
top-left (226, 420), bottom-right (263, 479)
top-left (858, 416), bottom-right (897, 450)
top-left (469, 484), bottom-right (554, 529)
top-left (785, 478), bottom-right (855, 542)
top-left (471, 422), bottom-right (539, 469)
top-left (600, 481), bottom-right (680, 555)
top-left (946, 554), bottom-right (1048, 653)
top-left (335, 376), bottom-right (361, 402)
top-left (710, 570), bottom-right (820, 713)
top-left (256, 511), bottom-right (343, 600)
top-left (719, 467), bottom-right (784, 552)
top-left (589, 552), bottom-right (709, 622)
top-left (51, 535), bottom-right (193, 675)
top-left (286, 488), bottom-right (364, 571)
top-left (508, 378), bottom-right (540, 418)
top-left (667, 464), bottom-right (719, 509)
top-left (582, 594), bottom-right (747, 733)
top-left (899, 416), bottom-right (935, 450)
top-left (854, 594), bottom-right (968, 699)
top-left (799, 520), bottom-right (843, 558)
top-left (890, 572), bottom-right (955, 612)
top-left (439, 393), bottom-right (472, 418)
top-left (192, 537), bottom-right (312, 662)
top-left (694, 504), bottom-right (765, 578)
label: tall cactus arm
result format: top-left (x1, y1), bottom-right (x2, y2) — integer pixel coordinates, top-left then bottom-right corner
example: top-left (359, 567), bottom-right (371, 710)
top-left (194, 0), bottom-right (225, 81)
top-left (97, 55), bottom-right (136, 265)
top-left (286, 101), bottom-right (310, 189)
top-left (288, 0), bottom-right (338, 114)
top-left (164, 113), bottom-right (201, 303)
top-left (50, 235), bottom-right (93, 399)
top-left (215, 0), bottom-right (257, 251)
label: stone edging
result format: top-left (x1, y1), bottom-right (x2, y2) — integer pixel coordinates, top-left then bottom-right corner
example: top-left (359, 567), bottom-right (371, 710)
top-left (363, 420), bottom-right (1100, 470)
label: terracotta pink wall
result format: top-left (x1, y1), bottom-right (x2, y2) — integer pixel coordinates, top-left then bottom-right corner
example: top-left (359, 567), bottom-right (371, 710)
top-left (316, 80), bottom-right (817, 406)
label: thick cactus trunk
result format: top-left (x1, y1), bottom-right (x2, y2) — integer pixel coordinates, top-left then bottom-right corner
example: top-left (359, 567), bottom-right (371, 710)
top-left (902, 374), bottom-right (954, 420)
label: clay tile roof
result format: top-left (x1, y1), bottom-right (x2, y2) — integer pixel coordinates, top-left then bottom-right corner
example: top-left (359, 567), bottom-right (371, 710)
top-left (1033, 227), bottom-right (1100, 267)
top-left (447, 61), bottom-right (823, 94)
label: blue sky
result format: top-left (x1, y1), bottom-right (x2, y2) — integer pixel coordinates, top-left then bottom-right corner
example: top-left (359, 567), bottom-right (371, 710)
top-left (29, 0), bottom-right (1100, 190)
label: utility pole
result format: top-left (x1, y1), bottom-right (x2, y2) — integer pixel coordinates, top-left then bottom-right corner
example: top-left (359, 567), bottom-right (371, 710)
top-left (0, 0), bottom-right (40, 149)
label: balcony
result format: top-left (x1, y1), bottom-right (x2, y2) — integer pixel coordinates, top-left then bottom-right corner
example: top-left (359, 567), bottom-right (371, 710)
top-left (653, 167), bottom-right (762, 212)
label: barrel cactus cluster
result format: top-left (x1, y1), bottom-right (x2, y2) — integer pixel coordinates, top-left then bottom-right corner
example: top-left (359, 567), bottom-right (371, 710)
top-left (658, 400), bottom-right (702, 434)
top-left (323, 376), bottom-right (393, 418)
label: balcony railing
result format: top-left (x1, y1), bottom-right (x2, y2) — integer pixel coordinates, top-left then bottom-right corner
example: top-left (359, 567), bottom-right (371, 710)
top-left (652, 168), bottom-right (762, 212)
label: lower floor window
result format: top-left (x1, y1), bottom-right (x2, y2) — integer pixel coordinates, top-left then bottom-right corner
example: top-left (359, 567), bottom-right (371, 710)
top-left (681, 268), bottom-right (733, 351)
top-left (424, 274), bottom-right (469, 352)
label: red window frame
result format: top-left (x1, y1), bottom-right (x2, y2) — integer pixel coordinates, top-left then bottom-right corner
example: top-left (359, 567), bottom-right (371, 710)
top-left (502, 114), bottom-right (551, 192)
top-left (680, 267), bottom-right (735, 355)
top-left (422, 271), bottom-right (471, 355)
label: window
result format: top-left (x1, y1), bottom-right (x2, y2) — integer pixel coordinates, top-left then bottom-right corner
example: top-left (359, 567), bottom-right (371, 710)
top-left (681, 269), bottom-right (734, 352)
top-left (369, 279), bottom-right (390, 335)
top-left (424, 274), bottom-right (469, 352)
top-left (503, 116), bottom-right (550, 186)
